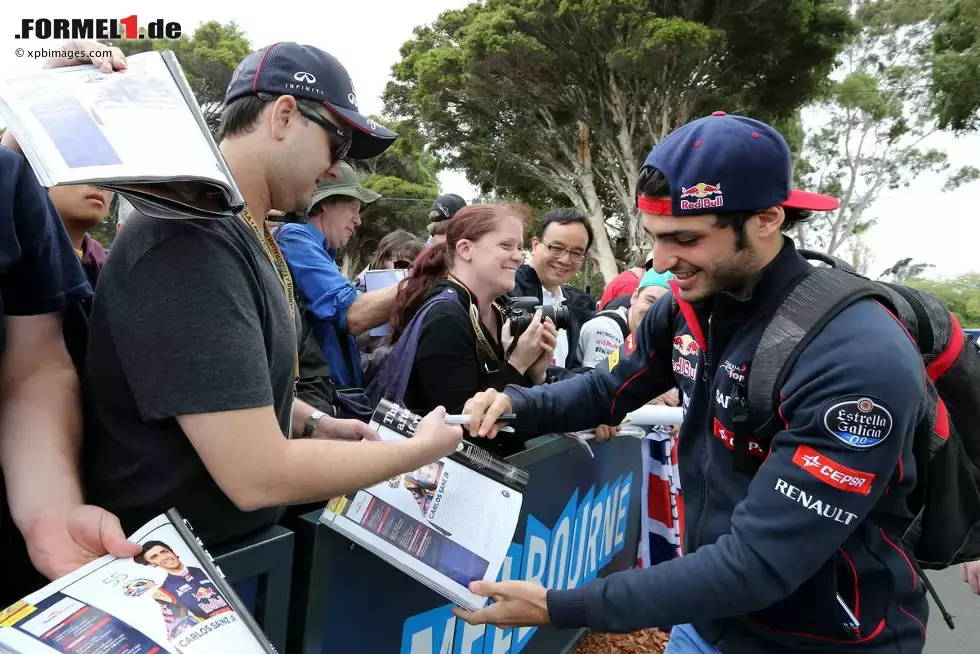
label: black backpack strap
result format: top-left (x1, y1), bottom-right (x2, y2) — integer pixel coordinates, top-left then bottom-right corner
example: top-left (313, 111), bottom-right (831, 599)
top-left (880, 282), bottom-right (932, 353)
top-left (745, 268), bottom-right (884, 448)
top-left (797, 249), bottom-right (858, 273)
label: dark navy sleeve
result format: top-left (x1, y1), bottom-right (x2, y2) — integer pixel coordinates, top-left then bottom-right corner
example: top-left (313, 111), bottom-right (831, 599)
top-left (0, 149), bottom-right (90, 315)
top-left (546, 300), bottom-right (924, 631)
top-left (503, 290), bottom-right (675, 435)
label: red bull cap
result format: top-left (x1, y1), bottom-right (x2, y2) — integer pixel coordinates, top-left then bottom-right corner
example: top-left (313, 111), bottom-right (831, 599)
top-left (638, 111), bottom-right (839, 216)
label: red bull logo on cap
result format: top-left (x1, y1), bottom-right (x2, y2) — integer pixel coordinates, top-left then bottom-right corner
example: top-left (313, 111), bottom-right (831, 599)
top-left (679, 182), bottom-right (724, 211)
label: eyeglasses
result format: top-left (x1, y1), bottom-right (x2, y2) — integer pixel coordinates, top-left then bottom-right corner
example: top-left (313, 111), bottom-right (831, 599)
top-left (259, 93), bottom-right (352, 164)
top-left (392, 260), bottom-right (411, 269)
top-left (540, 240), bottom-right (586, 263)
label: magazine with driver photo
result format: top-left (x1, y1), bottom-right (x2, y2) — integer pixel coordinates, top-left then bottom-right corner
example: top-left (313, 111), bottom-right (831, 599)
top-left (319, 400), bottom-right (529, 611)
top-left (0, 511), bottom-right (276, 654)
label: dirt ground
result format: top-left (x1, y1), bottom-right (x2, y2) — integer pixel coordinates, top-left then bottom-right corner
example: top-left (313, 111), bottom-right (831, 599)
top-left (573, 629), bottom-right (669, 653)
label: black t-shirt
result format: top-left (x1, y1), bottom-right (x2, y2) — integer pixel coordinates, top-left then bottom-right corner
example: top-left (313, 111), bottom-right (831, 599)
top-left (402, 279), bottom-right (531, 456)
top-left (82, 211), bottom-right (298, 547)
top-left (0, 148), bottom-right (91, 603)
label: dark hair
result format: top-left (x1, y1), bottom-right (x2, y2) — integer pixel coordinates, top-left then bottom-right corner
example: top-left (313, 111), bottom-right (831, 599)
top-left (635, 166), bottom-right (811, 250)
top-left (368, 229), bottom-right (424, 270)
top-left (134, 540), bottom-right (172, 566)
top-left (216, 95), bottom-right (326, 142)
top-left (537, 208), bottom-right (594, 251)
top-left (389, 203), bottom-right (532, 341)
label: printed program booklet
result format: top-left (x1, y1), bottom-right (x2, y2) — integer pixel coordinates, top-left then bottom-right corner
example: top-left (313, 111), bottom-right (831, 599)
top-left (0, 50), bottom-right (244, 219)
top-left (0, 510), bottom-right (276, 654)
top-left (319, 399), bottom-right (530, 611)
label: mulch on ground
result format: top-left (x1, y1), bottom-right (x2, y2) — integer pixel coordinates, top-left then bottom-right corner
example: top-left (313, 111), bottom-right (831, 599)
top-left (574, 629), bottom-right (669, 653)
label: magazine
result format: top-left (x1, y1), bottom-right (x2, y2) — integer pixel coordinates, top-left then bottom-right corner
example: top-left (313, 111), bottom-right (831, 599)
top-left (0, 510), bottom-right (276, 654)
top-left (319, 399), bottom-right (529, 610)
top-left (363, 269), bottom-right (406, 337)
top-left (0, 50), bottom-right (243, 220)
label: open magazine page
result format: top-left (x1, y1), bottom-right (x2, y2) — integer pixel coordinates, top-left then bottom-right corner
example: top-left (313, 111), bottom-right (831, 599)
top-left (0, 51), bottom-right (227, 191)
top-left (0, 515), bottom-right (266, 654)
top-left (320, 405), bottom-right (525, 610)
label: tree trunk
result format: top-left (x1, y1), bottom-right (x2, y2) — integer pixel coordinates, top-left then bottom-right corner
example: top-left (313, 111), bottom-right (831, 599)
top-left (575, 121), bottom-right (620, 284)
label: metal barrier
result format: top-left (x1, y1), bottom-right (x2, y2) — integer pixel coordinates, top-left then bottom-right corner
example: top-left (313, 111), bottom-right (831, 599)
top-left (284, 433), bottom-right (644, 654)
top-left (212, 524), bottom-right (294, 653)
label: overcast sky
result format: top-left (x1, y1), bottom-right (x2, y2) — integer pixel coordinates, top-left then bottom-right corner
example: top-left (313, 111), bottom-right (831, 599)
top-left (1, 0), bottom-right (977, 279)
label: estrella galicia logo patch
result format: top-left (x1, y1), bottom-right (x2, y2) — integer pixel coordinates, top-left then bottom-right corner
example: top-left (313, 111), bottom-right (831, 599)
top-left (822, 395), bottom-right (893, 450)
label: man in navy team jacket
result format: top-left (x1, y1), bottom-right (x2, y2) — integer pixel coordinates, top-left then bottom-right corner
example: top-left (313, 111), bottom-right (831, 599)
top-left (456, 113), bottom-right (929, 653)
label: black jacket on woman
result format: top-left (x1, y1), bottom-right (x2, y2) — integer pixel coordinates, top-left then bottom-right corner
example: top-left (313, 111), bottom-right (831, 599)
top-left (402, 278), bottom-right (534, 455)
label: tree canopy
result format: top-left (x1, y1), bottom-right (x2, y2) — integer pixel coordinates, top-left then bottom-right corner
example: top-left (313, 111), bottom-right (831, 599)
top-left (385, 0), bottom-right (855, 281)
top-left (799, 0), bottom-right (979, 258)
top-left (931, 0), bottom-right (980, 132)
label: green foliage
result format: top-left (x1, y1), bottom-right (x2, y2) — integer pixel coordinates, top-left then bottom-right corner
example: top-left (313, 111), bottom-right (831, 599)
top-left (343, 119), bottom-right (441, 272)
top-left (907, 273), bottom-right (980, 326)
top-left (931, 0), bottom-right (980, 131)
top-left (108, 21), bottom-right (252, 135)
top-left (386, 0), bottom-right (854, 280)
top-left (800, 0), bottom-right (980, 255)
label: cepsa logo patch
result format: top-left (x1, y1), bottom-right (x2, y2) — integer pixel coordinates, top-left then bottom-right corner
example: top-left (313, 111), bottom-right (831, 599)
top-left (792, 445), bottom-right (876, 496)
top-left (15, 16), bottom-right (181, 40)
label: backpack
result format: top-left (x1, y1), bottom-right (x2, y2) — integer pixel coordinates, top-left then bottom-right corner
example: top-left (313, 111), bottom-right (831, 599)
top-left (732, 249), bottom-right (980, 628)
top-left (592, 308), bottom-right (631, 339)
top-left (332, 287), bottom-right (464, 422)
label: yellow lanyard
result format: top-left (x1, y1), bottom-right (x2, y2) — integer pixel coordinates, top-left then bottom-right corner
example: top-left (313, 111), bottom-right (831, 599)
top-left (240, 208), bottom-right (300, 382)
top-left (447, 275), bottom-right (500, 366)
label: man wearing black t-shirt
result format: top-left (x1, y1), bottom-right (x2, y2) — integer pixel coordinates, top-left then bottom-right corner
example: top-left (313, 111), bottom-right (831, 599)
top-left (0, 43), bottom-right (140, 607)
top-left (81, 41), bottom-right (463, 547)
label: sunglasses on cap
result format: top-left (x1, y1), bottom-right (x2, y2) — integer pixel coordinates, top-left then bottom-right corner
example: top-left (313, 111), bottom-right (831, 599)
top-left (259, 93), bottom-right (352, 163)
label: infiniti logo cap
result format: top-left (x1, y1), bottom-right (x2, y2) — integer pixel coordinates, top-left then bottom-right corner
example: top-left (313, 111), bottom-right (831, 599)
top-left (225, 42), bottom-right (398, 159)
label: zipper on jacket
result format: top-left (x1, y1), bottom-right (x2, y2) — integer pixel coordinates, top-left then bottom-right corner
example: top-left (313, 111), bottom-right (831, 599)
top-left (691, 313), bottom-right (714, 549)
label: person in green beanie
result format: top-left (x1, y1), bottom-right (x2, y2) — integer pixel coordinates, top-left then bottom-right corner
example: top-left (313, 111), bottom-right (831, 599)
top-left (576, 268), bottom-right (674, 370)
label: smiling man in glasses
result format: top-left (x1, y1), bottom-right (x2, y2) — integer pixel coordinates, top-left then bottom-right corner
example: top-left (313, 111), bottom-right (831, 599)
top-left (275, 162), bottom-right (399, 389)
top-left (81, 42), bottom-right (465, 548)
top-left (511, 208), bottom-right (598, 375)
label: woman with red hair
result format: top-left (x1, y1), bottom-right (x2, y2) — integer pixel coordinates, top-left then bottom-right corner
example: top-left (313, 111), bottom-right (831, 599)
top-left (391, 203), bottom-right (557, 435)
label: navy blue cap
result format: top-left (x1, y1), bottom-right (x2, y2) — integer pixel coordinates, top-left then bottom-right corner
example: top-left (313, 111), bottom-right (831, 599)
top-left (429, 193), bottom-right (467, 222)
top-left (640, 111), bottom-right (838, 216)
top-left (225, 42), bottom-right (398, 160)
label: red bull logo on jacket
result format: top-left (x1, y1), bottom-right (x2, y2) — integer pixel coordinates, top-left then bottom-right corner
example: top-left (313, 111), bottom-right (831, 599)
top-left (673, 335), bottom-right (700, 381)
top-left (679, 182), bottom-right (724, 211)
top-left (673, 335), bottom-right (700, 357)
